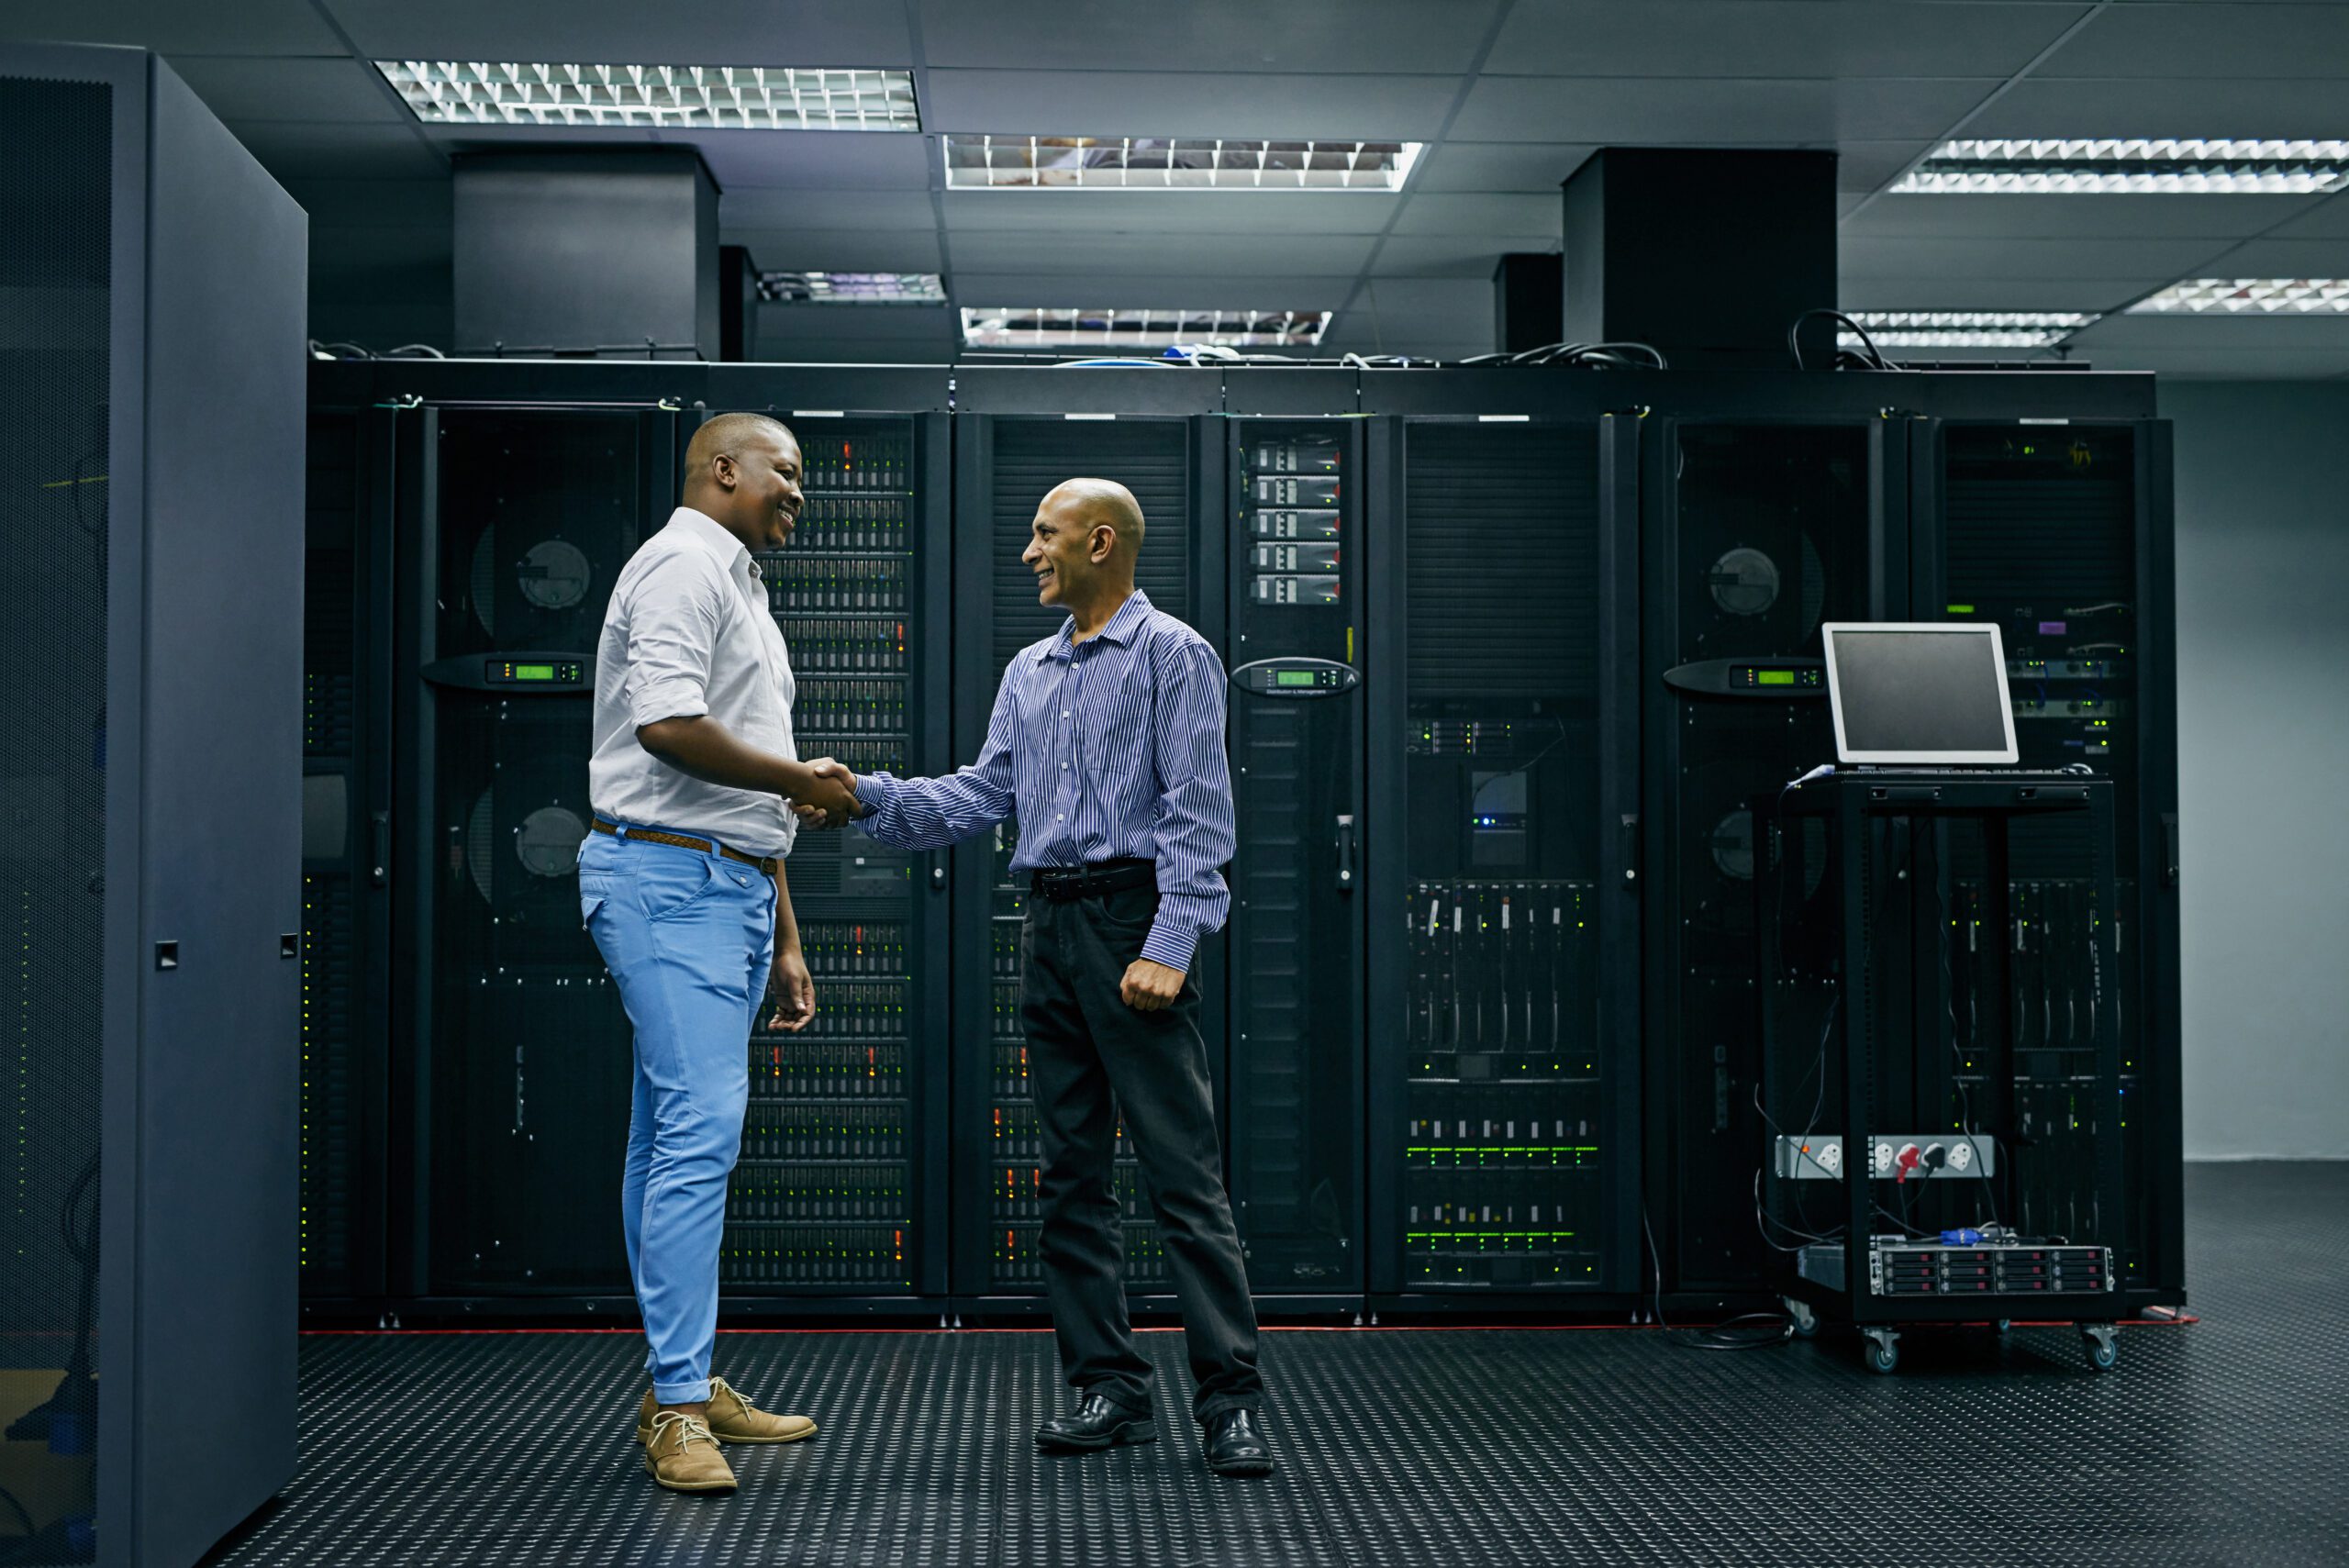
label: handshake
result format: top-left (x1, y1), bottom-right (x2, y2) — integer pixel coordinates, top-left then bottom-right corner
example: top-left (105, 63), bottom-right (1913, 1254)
top-left (785, 758), bottom-right (863, 830)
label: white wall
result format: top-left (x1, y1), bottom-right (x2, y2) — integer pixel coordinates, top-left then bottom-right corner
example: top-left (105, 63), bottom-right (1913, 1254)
top-left (2162, 381), bottom-right (2349, 1159)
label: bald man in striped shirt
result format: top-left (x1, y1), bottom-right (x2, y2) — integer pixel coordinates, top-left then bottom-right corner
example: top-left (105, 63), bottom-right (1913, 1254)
top-left (801, 478), bottom-right (1272, 1478)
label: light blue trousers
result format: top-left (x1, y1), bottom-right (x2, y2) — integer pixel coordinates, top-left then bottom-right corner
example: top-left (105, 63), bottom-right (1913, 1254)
top-left (578, 827), bottom-right (775, 1404)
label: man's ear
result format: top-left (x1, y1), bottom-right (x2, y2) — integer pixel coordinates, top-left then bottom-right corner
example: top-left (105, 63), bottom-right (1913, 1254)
top-left (710, 452), bottom-right (737, 492)
top-left (1091, 523), bottom-right (1117, 563)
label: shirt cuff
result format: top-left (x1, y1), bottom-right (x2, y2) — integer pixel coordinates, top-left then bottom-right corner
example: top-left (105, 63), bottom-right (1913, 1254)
top-left (851, 773), bottom-right (899, 835)
top-left (629, 678), bottom-right (709, 731)
top-left (1139, 916), bottom-right (1201, 974)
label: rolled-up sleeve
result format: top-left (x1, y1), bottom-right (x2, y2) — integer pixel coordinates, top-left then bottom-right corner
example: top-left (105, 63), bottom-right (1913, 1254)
top-left (1141, 636), bottom-right (1235, 973)
top-left (622, 554), bottom-right (726, 731)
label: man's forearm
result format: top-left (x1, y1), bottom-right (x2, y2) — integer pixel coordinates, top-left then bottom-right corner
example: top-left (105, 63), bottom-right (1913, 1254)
top-left (640, 714), bottom-right (821, 796)
top-left (771, 862), bottom-right (801, 951)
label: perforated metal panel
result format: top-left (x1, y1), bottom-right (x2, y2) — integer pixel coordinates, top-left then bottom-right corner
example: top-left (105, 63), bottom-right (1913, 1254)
top-left (0, 68), bottom-right (109, 1543)
top-left (208, 1167), bottom-right (2341, 1568)
top-left (987, 420), bottom-right (1191, 669)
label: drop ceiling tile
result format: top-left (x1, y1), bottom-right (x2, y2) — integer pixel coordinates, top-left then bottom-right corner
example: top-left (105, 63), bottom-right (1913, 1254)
top-left (2042, 2), bottom-right (2349, 78)
top-left (1839, 234), bottom-right (2238, 280)
top-left (228, 119), bottom-right (448, 179)
top-left (1412, 141), bottom-right (1596, 193)
top-left (1837, 140), bottom-right (1939, 193)
top-left (2270, 193), bottom-right (2349, 239)
top-left (2186, 237), bottom-right (2349, 277)
top-left (1449, 74), bottom-right (1993, 143)
top-left (2074, 311), bottom-right (2349, 349)
top-left (916, 0), bottom-right (1502, 73)
top-left (724, 188), bottom-right (937, 231)
top-left (1967, 75), bottom-right (2349, 139)
top-left (1486, 1), bottom-right (2090, 79)
top-left (941, 190), bottom-right (1394, 235)
top-left (1375, 234), bottom-right (1561, 277)
top-left (334, 0), bottom-right (913, 67)
top-left (1390, 192), bottom-right (1561, 236)
top-left (1843, 192), bottom-right (2324, 239)
top-left (168, 55), bottom-right (408, 122)
top-left (947, 228), bottom-right (1380, 274)
top-left (1837, 276), bottom-right (2182, 311)
top-left (35, 1), bottom-right (344, 54)
top-left (758, 306), bottom-right (958, 346)
top-left (721, 228), bottom-right (944, 272)
top-left (693, 131), bottom-right (937, 191)
top-left (919, 69), bottom-right (1460, 139)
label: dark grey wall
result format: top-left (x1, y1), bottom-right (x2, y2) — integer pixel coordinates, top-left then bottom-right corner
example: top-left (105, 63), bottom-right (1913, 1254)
top-left (2159, 380), bottom-right (2349, 1160)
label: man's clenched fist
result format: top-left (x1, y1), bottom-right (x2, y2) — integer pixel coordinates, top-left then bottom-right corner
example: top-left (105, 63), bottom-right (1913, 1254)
top-left (1119, 959), bottom-right (1184, 1012)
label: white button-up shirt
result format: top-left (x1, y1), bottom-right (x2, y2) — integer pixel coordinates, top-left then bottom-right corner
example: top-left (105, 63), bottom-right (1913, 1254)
top-left (589, 506), bottom-right (799, 856)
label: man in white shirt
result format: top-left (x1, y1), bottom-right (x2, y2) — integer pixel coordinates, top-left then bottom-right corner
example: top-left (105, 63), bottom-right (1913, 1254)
top-left (578, 412), bottom-right (858, 1494)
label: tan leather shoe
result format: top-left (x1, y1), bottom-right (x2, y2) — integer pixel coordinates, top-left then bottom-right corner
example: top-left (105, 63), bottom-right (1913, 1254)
top-left (642, 1411), bottom-right (736, 1494)
top-left (636, 1377), bottom-right (817, 1447)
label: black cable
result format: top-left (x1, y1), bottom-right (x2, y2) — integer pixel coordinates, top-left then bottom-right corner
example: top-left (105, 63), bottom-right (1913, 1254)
top-left (1642, 1204), bottom-right (1793, 1351)
top-left (0, 1486), bottom-right (33, 1540)
top-left (1787, 309), bottom-right (1900, 373)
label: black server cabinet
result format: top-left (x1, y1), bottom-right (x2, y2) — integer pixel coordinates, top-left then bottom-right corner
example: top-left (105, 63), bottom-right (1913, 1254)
top-left (398, 406), bottom-right (677, 1297)
top-left (1909, 418), bottom-right (2184, 1304)
top-left (1644, 419), bottom-right (1904, 1293)
top-left (950, 415), bottom-right (1226, 1301)
top-left (1224, 418), bottom-right (1365, 1294)
top-left (1, 45), bottom-right (306, 1568)
top-left (1368, 416), bottom-right (1642, 1304)
top-left (725, 414), bottom-right (952, 1300)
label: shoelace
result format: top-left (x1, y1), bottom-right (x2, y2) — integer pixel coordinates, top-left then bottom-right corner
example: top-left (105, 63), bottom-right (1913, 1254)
top-left (650, 1412), bottom-right (718, 1453)
top-left (708, 1376), bottom-right (751, 1414)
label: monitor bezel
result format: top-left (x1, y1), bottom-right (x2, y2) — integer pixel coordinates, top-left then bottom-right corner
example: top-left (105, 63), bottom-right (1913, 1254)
top-left (1821, 621), bottom-right (2020, 766)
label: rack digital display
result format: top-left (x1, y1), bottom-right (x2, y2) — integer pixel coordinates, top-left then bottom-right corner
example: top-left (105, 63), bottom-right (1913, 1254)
top-left (1275, 669), bottom-right (1318, 688)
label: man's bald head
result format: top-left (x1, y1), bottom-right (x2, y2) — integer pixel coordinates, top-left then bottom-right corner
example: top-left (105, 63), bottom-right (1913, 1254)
top-left (685, 411), bottom-right (795, 477)
top-left (1043, 478), bottom-right (1145, 564)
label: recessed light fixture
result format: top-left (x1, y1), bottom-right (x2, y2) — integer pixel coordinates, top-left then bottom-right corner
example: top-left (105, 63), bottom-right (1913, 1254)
top-left (944, 136), bottom-right (1420, 191)
top-left (2127, 278), bottom-right (2349, 314)
top-left (960, 308), bottom-right (1330, 348)
top-left (373, 61), bottom-right (919, 130)
top-left (758, 272), bottom-right (947, 305)
top-left (1890, 139), bottom-right (2349, 194)
top-left (1841, 311), bottom-right (2099, 348)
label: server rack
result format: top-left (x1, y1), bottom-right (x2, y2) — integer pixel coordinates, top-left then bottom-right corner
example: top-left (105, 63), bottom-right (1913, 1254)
top-left (948, 411), bottom-right (1228, 1307)
top-left (1366, 414), bottom-right (1642, 1307)
top-left (1644, 416), bottom-right (1907, 1295)
top-left (1909, 417), bottom-right (2184, 1306)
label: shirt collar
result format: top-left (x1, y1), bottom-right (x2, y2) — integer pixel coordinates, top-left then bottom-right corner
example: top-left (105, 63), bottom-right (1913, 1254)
top-left (668, 506), bottom-right (754, 578)
top-left (1038, 589), bottom-right (1152, 662)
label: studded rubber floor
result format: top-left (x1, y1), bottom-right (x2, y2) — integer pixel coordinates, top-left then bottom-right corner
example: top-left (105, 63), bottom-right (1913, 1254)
top-left (205, 1163), bottom-right (2344, 1567)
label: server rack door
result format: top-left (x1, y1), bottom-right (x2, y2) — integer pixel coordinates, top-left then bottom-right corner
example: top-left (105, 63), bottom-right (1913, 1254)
top-left (718, 413), bottom-right (944, 1298)
top-left (1373, 416), bottom-right (1636, 1300)
top-left (1226, 419), bottom-right (1364, 1294)
top-left (299, 407), bottom-right (396, 1302)
top-left (951, 416), bottom-right (1219, 1300)
top-left (404, 406), bottom-right (676, 1296)
top-left (1909, 417), bottom-right (2183, 1302)
top-left (1645, 419), bottom-right (1898, 1294)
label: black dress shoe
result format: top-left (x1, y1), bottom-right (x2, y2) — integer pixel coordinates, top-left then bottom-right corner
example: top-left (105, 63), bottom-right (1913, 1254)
top-left (1035, 1393), bottom-right (1155, 1452)
top-left (1202, 1408), bottom-right (1274, 1476)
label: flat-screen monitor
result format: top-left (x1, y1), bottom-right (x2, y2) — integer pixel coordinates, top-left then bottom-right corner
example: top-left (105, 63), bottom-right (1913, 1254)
top-left (1822, 622), bottom-right (2019, 765)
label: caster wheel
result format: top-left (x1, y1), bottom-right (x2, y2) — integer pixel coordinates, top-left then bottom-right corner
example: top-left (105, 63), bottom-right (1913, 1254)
top-left (1865, 1340), bottom-right (1899, 1374)
top-left (1994, 1319), bottom-right (2012, 1335)
top-left (1783, 1297), bottom-right (1819, 1339)
top-left (2085, 1335), bottom-right (2118, 1372)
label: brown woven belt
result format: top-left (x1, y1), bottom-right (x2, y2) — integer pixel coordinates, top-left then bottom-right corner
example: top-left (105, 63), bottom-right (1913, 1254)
top-left (591, 817), bottom-right (780, 876)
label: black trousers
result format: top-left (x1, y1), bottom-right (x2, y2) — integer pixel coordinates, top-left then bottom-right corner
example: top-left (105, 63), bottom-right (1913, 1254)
top-left (1019, 883), bottom-right (1264, 1422)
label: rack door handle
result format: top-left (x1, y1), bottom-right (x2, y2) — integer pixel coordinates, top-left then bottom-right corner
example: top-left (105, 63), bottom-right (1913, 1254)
top-left (370, 811), bottom-right (391, 888)
top-left (1334, 814), bottom-right (1356, 895)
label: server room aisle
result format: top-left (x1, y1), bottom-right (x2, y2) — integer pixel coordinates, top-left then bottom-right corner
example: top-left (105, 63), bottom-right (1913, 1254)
top-left (204, 1166), bottom-right (2342, 1568)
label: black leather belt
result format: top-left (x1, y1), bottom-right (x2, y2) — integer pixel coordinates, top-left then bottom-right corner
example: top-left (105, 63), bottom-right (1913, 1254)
top-left (592, 817), bottom-right (781, 877)
top-left (1030, 858), bottom-right (1155, 902)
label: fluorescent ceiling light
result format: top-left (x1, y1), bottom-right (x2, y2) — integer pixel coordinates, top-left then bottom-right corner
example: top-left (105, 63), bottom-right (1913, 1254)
top-left (373, 61), bottom-right (918, 130)
top-left (2127, 278), bottom-right (2349, 314)
top-left (1890, 139), bottom-right (2349, 194)
top-left (1842, 311), bottom-right (2098, 349)
top-left (944, 136), bottom-right (1420, 191)
top-left (759, 272), bottom-right (946, 305)
top-left (960, 308), bottom-right (1330, 348)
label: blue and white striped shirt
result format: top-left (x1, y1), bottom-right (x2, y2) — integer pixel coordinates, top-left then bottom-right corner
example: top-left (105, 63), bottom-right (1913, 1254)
top-left (851, 590), bottom-right (1234, 973)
